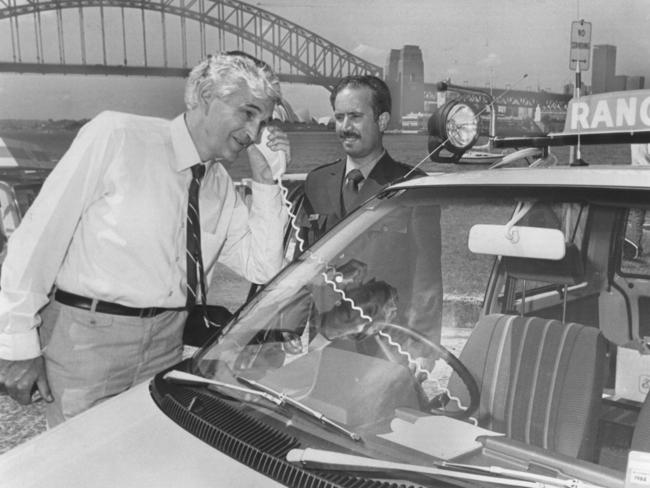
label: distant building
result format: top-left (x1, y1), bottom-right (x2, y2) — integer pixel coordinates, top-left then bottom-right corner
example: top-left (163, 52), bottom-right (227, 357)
top-left (627, 76), bottom-right (646, 90)
top-left (400, 112), bottom-right (428, 132)
top-left (384, 45), bottom-right (424, 129)
top-left (613, 75), bottom-right (628, 91)
top-left (591, 44), bottom-right (645, 93)
top-left (399, 46), bottom-right (424, 116)
top-left (591, 44), bottom-right (616, 94)
top-left (384, 49), bottom-right (402, 129)
top-left (563, 82), bottom-right (589, 96)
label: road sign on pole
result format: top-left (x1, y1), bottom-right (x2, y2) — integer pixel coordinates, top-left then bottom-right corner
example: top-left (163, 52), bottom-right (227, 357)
top-left (569, 20), bottom-right (592, 71)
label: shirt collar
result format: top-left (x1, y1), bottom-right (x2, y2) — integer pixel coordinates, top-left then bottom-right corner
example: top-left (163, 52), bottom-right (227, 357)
top-left (170, 113), bottom-right (205, 172)
top-left (345, 149), bottom-right (385, 179)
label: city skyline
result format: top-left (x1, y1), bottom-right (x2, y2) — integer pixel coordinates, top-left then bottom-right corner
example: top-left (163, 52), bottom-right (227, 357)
top-left (0, 0), bottom-right (648, 119)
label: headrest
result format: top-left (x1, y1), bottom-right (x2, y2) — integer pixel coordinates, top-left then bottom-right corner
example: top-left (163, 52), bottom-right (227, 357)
top-left (502, 243), bottom-right (584, 286)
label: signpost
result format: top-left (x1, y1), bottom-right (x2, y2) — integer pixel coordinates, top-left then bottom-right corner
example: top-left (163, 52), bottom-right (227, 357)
top-left (569, 20), bottom-right (591, 165)
top-left (570, 20), bottom-right (592, 71)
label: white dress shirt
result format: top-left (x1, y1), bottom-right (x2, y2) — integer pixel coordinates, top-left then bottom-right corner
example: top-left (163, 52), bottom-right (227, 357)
top-left (0, 111), bottom-right (288, 360)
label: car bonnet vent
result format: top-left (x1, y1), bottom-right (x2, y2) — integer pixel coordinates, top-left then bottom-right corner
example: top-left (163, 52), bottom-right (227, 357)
top-left (152, 376), bottom-right (425, 488)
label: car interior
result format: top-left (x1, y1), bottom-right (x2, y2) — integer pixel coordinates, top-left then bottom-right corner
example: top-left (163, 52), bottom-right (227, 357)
top-left (172, 188), bottom-right (650, 488)
top-left (478, 199), bottom-right (650, 476)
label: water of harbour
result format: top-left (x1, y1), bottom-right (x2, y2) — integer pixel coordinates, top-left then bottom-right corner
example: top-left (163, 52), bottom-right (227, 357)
top-left (232, 132), bottom-right (632, 177)
top-left (1, 129), bottom-right (633, 177)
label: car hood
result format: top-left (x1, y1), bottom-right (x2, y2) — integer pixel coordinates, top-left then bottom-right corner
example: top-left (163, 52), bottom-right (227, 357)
top-left (0, 381), bottom-right (284, 488)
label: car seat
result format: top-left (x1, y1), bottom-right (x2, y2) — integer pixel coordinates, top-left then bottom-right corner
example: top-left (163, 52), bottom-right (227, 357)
top-left (448, 314), bottom-right (606, 461)
top-left (631, 391), bottom-right (650, 452)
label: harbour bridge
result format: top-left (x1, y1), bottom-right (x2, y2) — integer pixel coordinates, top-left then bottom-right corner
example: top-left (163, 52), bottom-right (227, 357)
top-left (424, 84), bottom-right (571, 117)
top-left (0, 0), bottom-right (382, 90)
top-left (0, 0), bottom-right (570, 117)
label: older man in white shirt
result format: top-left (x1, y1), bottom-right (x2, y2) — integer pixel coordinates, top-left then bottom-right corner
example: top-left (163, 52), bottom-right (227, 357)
top-left (0, 53), bottom-right (290, 426)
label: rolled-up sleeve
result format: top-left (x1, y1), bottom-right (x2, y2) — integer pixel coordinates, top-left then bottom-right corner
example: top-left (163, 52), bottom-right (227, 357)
top-left (218, 181), bottom-right (288, 284)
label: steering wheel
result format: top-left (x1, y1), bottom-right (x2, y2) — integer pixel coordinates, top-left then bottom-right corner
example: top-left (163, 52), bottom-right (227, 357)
top-left (373, 322), bottom-right (480, 420)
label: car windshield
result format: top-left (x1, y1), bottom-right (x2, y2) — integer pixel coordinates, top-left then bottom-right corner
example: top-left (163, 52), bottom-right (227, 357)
top-left (186, 180), bottom-right (646, 484)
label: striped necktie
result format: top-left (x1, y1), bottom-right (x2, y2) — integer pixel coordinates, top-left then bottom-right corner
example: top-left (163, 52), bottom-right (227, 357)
top-left (186, 163), bottom-right (206, 308)
top-left (342, 168), bottom-right (364, 213)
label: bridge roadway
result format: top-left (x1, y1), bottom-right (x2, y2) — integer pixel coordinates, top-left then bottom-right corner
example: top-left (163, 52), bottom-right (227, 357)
top-left (0, 62), bottom-right (341, 87)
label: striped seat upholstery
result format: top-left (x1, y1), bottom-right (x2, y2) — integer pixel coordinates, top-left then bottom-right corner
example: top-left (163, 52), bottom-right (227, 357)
top-left (632, 392), bottom-right (650, 452)
top-left (448, 314), bottom-right (605, 460)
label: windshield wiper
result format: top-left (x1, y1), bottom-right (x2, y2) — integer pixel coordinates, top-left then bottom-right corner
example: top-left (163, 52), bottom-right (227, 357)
top-left (236, 375), bottom-right (362, 443)
top-left (286, 448), bottom-right (606, 488)
top-left (163, 370), bottom-right (282, 405)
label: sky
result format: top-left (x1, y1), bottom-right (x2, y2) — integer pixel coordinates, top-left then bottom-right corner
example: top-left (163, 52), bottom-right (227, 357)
top-left (0, 0), bottom-right (649, 120)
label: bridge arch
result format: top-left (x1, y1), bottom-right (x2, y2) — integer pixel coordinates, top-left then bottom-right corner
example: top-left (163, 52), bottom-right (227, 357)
top-left (0, 0), bottom-right (382, 89)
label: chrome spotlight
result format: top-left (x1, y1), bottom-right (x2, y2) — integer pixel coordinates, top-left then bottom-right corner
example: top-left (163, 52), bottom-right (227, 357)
top-left (427, 100), bottom-right (479, 163)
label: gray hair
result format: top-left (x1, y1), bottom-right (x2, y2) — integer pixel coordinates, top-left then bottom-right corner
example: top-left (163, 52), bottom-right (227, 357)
top-left (184, 53), bottom-right (282, 110)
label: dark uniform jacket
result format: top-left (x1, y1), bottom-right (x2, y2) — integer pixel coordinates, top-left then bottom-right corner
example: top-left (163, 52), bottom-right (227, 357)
top-left (297, 151), bottom-right (425, 247)
top-left (291, 152), bottom-right (442, 344)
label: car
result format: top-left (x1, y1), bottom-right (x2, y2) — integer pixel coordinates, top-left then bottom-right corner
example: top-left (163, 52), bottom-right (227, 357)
top-left (0, 166), bottom-right (50, 264)
top-left (3, 89), bottom-right (650, 488)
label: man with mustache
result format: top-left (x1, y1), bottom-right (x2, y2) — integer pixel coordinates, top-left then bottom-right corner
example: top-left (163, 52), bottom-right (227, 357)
top-left (297, 75), bottom-right (423, 245)
top-left (295, 75), bottom-right (443, 346)
top-left (0, 52), bottom-right (290, 426)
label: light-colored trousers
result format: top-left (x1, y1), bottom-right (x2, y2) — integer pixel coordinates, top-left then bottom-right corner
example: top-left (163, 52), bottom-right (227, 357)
top-left (39, 300), bottom-right (187, 427)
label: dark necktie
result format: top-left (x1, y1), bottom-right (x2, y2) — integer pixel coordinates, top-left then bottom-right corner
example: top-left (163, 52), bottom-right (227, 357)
top-left (186, 163), bottom-right (206, 308)
top-left (342, 168), bottom-right (364, 213)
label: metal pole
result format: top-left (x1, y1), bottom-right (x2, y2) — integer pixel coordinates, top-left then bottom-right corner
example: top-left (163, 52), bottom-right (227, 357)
top-left (79, 4), bottom-right (86, 65)
top-left (9, 0), bottom-right (17, 62)
top-left (199, 0), bottom-right (206, 59)
top-left (575, 63), bottom-right (582, 160)
top-left (121, 6), bottom-right (127, 65)
top-left (141, 6), bottom-right (148, 68)
top-left (56, 0), bottom-right (65, 64)
top-left (12, 0), bottom-right (22, 62)
top-left (100, 0), bottom-right (107, 66)
top-left (33, 3), bottom-right (44, 63)
top-left (180, 0), bottom-right (187, 67)
top-left (160, 0), bottom-right (168, 67)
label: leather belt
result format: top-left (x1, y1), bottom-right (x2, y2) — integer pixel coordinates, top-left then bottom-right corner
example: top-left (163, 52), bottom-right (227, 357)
top-left (54, 289), bottom-right (183, 318)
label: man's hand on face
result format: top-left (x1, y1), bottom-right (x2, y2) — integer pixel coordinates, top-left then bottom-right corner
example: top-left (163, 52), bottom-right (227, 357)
top-left (0, 356), bottom-right (53, 405)
top-left (247, 126), bottom-right (291, 184)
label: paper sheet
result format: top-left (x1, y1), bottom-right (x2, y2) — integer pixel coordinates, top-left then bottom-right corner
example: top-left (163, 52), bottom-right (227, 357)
top-left (377, 415), bottom-right (503, 460)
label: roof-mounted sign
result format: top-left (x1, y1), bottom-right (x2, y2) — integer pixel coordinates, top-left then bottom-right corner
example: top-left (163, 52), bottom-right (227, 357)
top-left (569, 20), bottom-right (591, 71)
top-left (563, 90), bottom-right (650, 134)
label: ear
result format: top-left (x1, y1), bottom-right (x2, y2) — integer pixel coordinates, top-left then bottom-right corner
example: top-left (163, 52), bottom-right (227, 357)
top-left (198, 82), bottom-right (213, 115)
top-left (377, 112), bottom-right (390, 132)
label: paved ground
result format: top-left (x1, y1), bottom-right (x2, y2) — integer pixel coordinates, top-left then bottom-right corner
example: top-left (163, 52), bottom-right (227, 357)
top-left (1, 393), bottom-right (46, 454)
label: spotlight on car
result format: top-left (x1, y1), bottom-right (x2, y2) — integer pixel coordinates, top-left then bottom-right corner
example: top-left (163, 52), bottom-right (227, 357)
top-left (427, 100), bottom-right (479, 163)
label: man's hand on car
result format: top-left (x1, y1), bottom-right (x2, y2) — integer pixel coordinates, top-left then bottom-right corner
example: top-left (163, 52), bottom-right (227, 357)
top-left (0, 356), bottom-right (53, 404)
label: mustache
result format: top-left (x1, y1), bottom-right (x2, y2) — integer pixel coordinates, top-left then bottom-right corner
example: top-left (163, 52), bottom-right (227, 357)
top-left (339, 130), bottom-right (360, 139)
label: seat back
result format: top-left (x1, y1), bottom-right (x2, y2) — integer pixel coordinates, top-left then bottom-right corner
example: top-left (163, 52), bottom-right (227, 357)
top-left (632, 392), bottom-right (650, 452)
top-left (449, 314), bottom-right (605, 460)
